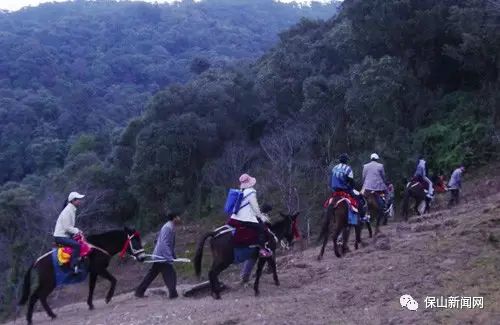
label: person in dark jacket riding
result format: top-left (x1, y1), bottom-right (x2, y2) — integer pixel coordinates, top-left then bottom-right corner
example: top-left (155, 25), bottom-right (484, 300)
top-left (330, 153), bottom-right (365, 218)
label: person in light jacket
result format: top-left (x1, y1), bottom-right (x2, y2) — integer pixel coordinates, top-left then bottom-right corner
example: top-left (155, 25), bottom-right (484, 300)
top-left (362, 153), bottom-right (388, 211)
top-left (135, 212), bottom-right (181, 299)
top-left (362, 153), bottom-right (387, 192)
top-left (448, 166), bottom-right (465, 207)
top-left (414, 157), bottom-right (434, 198)
top-left (228, 174), bottom-right (272, 258)
top-left (53, 192), bottom-right (85, 274)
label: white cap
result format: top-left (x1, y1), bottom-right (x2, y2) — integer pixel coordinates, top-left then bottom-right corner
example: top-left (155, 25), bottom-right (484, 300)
top-left (370, 153), bottom-right (380, 160)
top-left (68, 192), bottom-right (85, 202)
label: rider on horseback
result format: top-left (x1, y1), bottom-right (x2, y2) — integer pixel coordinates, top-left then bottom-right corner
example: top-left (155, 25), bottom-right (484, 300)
top-left (330, 153), bottom-right (366, 218)
top-left (414, 157), bottom-right (434, 199)
top-left (227, 174), bottom-right (272, 258)
top-left (53, 192), bottom-right (85, 274)
top-left (362, 153), bottom-right (387, 193)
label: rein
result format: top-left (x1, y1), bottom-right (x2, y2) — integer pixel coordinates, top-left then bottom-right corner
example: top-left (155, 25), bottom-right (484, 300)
top-left (89, 244), bottom-right (111, 257)
top-left (119, 231), bottom-right (144, 259)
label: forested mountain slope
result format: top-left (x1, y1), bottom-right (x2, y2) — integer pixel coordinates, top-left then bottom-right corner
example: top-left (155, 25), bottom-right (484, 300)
top-left (1, 0), bottom-right (499, 319)
top-left (0, 0), bottom-right (338, 183)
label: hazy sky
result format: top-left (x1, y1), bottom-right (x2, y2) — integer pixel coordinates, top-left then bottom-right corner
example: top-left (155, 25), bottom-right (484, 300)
top-left (0, 0), bottom-right (333, 12)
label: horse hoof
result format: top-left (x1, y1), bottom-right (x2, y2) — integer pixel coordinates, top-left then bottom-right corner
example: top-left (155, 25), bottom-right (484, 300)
top-left (50, 314), bottom-right (57, 320)
top-left (317, 255), bottom-right (323, 261)
top-left (254, 290), bottom-right (260, 297)
top-left (274, 280), bottom-right (280, 286)
top-left (88, 304), bottom-right (94, 310)
top-left (105, 297), bottom-right (111, 304)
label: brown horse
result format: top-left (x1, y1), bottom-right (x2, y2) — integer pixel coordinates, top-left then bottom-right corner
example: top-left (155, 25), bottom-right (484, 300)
top-left (193, 219), bottom-right (285, 299)
top-left (402, 182), bottom-right (431, 220)
top-left (363, 191), bottom-right (386, 234)
top-left (18, 227), bottom-right (145, 324)
top-left (317, 198), bottom-right (362, 260)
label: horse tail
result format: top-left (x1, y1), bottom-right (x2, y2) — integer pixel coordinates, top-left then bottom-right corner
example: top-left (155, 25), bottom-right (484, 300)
top-left (317, 206), bottom-right (333, 244)
top-left (194, 231), bottom-right (215, 278)
top-left (18, 263), bottom-right (34, 306)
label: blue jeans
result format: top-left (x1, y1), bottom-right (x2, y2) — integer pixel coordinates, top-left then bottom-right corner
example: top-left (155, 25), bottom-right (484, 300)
top-left (54, 236), bottom-right (80, 268)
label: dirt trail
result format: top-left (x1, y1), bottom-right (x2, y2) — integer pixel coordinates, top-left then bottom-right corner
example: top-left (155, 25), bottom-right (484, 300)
top-left (7, 182), bottom-right (500, 324)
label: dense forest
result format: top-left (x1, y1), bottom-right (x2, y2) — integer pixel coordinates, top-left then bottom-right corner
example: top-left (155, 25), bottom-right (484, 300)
top-left (0, 0), bottom-right (338, 184)
top-left (0, 0), bottom-right (341, 316)
top-left (1, 0), bottom-right (499, 318)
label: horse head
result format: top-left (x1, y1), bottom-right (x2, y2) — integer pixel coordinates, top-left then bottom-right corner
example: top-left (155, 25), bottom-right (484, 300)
top-left (123, 226), bottom-right (146, 262)
top-left (277, 212), bottom-right (300, 246)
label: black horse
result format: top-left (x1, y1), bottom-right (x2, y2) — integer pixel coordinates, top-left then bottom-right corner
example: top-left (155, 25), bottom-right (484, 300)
top-left (402, 181), bottom-right (431, 220)
top-left (270, 212), bottom-right (300, 249)
top-left (19, 227), bottom-right (145, 324)
top-left (193, 213), bottom-right (298, 299)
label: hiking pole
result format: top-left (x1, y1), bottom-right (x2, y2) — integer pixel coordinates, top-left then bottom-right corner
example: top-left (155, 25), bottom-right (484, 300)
top-left (142, 254), bottom-right (191, 263)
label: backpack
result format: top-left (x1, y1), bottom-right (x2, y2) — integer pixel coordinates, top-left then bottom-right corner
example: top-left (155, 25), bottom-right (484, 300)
top-left (224, 189), bottom-right (253, 215)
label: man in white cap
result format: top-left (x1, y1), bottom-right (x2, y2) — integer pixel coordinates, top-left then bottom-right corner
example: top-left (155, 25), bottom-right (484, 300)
top-left (362, 153), bottom-right (388, 193)
top-left (362, 154), bottom-right (388, 226)
top-left (53, 192), bottom-right (85, 274)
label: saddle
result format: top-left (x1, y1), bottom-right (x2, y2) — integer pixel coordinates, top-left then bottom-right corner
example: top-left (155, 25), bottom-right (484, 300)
top-left (55, 234), bottom-right (92, 266)
top-left (225, 219), bottom-right (261, 247)
top-left (409, 176), bottom-right (428, 190)
top-left (323, 190), bottom-right (359, 211)
top-left (323, 190), bottom-right (360, 225)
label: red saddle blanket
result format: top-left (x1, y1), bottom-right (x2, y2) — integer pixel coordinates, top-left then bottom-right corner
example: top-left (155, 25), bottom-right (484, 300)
top-left (323, 190), bottom-right (359, 209)
top-left (55, 234), bottom-right (92, 265)
top-left (227, 219), bottom-right (261, 247)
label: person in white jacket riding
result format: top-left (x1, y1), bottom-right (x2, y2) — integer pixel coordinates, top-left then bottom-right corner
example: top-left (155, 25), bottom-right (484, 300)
top-left (228, 174), bottom-right (272, 258)
top-left (53, 192), bottom-right (85, 274)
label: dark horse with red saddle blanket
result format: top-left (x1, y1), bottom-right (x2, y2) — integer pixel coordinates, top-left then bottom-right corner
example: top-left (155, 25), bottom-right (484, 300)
top-left (194, 213), bottom-right (298, 299)
top-left (18, 227), bottom-right (145, 324)
top-left (317, 191), bottom-right (369, 260)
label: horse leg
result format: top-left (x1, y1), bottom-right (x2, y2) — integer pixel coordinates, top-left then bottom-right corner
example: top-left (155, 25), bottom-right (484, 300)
top-left (366, 219), bottom-right (373, 238)
top-left (269, 257), bottom-right (280, 286)
top-left (209, 261), bottom-right (231, 300)
top-left (317, 210), bottom-right (332, 261)
top-left (26, 289), bottom-right (39, 324)
top-left (354, 224), bottom-right (361, 250)
top-left (414, 200), bottom-right (421, 216)
top-left (342, 226), bottom-right (351, 254)
top-left (318, 228), bottom-right (329, 261)
top-left (87, 272), bottom-right (97, 310)
top-left (39, 290), bottom-right (57, 320)
top-left (253, 258), bottom-right (267, 296)
top-left (98, 269), bottom-right (117, 304)
top-left (333, 225), bottom-right (343, 258)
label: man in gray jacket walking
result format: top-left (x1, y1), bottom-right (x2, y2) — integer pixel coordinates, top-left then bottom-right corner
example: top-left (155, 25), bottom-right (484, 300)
top-left (448, 166), bottom-right (465, 207)
top-left (135, 212), bottom-right (181, 299)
